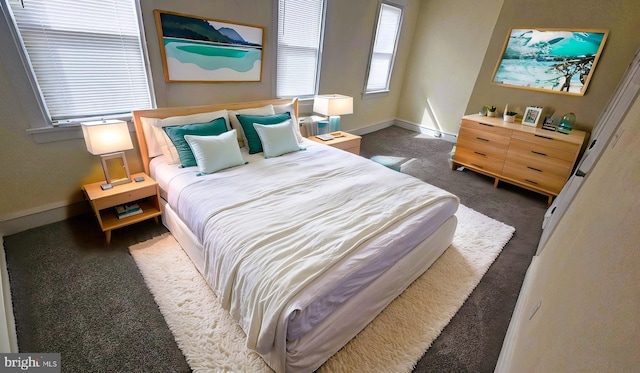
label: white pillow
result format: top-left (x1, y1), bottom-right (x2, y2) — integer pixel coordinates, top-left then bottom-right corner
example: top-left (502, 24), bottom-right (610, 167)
top-left (140, 117), bottom-right (163, 157)
top-left (150, 109), bottom-right (230, 164)
top-left (183, 130), bottom-right (245, 174)
top-left (252, 120), bottom-right (301, 158)
top-left (228, 105), bottom-right (275, 148)
top-left (273, 102), bottom-right (304, 144)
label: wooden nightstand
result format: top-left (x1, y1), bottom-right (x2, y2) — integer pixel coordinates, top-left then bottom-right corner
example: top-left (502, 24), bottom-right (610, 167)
top-left (82, 172), bottom-right (162, 244)
top-left (307, 132), bottom-right (361, 155)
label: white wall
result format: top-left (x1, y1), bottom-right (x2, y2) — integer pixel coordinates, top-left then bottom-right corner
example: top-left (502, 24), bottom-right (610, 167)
top-left (497, 93), bottom-right (640, 371)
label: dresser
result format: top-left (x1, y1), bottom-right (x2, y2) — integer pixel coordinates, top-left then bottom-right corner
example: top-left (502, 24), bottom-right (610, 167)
top-left (452, 114), bottom-right (587, 205)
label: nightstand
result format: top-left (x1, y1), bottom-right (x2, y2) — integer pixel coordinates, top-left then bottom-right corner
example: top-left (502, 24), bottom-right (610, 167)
top-left (307, 132), bottom-right (361, 155)
top-left (82, 172), bottom-right (162, 244)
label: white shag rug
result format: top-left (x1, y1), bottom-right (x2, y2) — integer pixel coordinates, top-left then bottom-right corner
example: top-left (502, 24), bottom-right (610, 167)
top-left (130, 204), bottom-right (514, 372)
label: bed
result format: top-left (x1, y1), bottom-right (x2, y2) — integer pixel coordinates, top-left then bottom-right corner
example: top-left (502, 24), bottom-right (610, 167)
top-left (132, 98), bottom-right (459, 372)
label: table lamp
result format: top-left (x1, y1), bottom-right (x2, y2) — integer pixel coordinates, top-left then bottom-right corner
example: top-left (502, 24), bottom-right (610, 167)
top-left (313, 94), bottom-right (353, 132)
top-left (81, 119), bottom-right (133, 190)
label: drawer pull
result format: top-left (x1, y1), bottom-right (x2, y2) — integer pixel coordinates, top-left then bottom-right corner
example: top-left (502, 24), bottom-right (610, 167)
top-left (524, 179), bottom-right (538, 185)
top-left (531, 150), bottom-right (547, 156)
top-left (479, 122), bottom-right (494, 127)
top-left (476, 137), bottom-right (490, 142)
top-left (527, 166), bottom-right (543, 172)
top-left (535, 134), bottom-right (553, 140)
top-left (471, 163), bottom-right (484, 169)
top-left (474, 151), bottom-right (487, 157)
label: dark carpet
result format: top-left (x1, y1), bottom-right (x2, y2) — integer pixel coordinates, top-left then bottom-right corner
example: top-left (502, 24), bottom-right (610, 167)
top-left (3, 125), bottom-right (546, 372)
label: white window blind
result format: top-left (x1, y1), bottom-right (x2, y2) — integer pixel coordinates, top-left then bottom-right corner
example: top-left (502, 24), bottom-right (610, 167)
top-left (365, 2), bottom-right (403, 94)
top-left (7, 0), bottom-right (153, 123)
top-left (276, 0), bottom-right (325, 98)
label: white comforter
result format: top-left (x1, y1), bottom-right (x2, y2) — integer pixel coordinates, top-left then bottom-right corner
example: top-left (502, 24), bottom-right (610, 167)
top-left (167, 142), bottom-right (457, 355)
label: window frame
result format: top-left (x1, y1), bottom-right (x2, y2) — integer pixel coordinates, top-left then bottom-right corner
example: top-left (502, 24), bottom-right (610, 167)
top-left (362, 0), bottom-right (406, 99)
top-left (273, 0), bottom-right (327, 104)
top-left (0, 0), bottom-right (156, 143)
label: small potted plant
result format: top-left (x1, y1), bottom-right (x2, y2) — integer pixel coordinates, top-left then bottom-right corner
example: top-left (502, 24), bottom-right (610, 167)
top-left (486, 105), bottom-right (497, 117)
top-left (503, 110), bottom-right (518, 123)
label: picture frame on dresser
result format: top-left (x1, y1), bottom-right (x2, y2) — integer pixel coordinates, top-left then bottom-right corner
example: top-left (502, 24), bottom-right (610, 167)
top-left (522, 106), bottom-right (543, 127)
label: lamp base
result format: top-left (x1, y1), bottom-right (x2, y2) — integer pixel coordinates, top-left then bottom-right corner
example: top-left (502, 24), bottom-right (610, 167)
top-left (328, 116), bottom-right (341, 132)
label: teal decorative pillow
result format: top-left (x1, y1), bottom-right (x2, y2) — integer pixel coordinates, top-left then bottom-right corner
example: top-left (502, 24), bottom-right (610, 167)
top-left (253, 120), bottom-right (301, 158)
top-left (236, 112), bottom-right (292, 154)
top-left (162, 117), bottom-right (227, 167)
top-left (184, 130), bottom-right (246, 175)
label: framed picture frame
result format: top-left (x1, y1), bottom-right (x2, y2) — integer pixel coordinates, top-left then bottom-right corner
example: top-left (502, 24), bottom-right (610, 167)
top-left (154, 10), bottom-right (264, 82)
top-left (491, 28), bottom-right (608, 96)
top-left (522, 107), bottom-right (543, 127)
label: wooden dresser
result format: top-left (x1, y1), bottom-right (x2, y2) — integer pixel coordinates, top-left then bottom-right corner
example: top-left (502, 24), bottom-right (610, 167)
top-left (452, 114), bottom-right (587, 205)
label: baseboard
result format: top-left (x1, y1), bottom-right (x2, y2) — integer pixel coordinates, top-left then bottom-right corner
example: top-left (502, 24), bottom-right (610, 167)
top-left (0, 200), bottom-right (89, 236)
top-left (394, 119), bottom-right (457, 143)
top-left (0, 237), bottom-right (18, 353)
top-left (349, 119), bottom-right (395, 136)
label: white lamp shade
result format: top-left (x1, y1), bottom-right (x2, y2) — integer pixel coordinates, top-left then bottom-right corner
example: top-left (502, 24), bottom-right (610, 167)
top-left (313, 94), bottom-right (353, 116)
top-left (81, 120), bottom-right (133, 155)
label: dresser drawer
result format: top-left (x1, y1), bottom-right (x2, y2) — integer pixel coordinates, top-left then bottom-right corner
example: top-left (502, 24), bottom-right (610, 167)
top-left (502, 161), bottom-right (567, 193)
top-left (458, 126), bottom-right (511, 152)
top-left (506, 139), bottom-right (574, 177)
top-left (461, 119), bottom-right (512, 137)
top-left (454, 147), bottom-right (505, 174)
top-left (511, 131), bottom-right (580, 156)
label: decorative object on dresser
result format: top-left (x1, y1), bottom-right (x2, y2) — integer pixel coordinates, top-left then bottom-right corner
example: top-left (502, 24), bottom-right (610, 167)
top-left (313, 94), bottom-right (354, 132)
top-left (541, 116), bottom-right (558, 131)
top-left (81, 119), bottom-right (134, 190)
top-left (452, 114), bottom-right (587, 205)
top-left (83, 172), bottom-right (162, 244)
top-left (558, 112), bottom-right (576, 134)
top-left (522, 106), bottom-right (543, 127)
top-left (485, 105), bottom-right (497, 117)
top-left (492, 28), bottom-right (608, 96)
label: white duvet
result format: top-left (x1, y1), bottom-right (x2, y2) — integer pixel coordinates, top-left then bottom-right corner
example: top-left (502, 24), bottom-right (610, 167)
top-left (164, 141), bottom-right (458, 355)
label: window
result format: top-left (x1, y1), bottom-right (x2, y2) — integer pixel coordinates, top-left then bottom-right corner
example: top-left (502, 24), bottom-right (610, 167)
top-left (3, 0), bottom-right (153, 126)
top-left (276, 0), bottom-right (326, 98)
top-left (364, 1), bottom-right (404, 97)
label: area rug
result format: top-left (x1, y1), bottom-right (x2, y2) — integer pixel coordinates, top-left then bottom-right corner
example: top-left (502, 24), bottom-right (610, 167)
top-left (130, 204), bottom-right (514, 372)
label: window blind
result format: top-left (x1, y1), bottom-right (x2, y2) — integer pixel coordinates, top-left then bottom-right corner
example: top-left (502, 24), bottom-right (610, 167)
top-left (8, 0), bottom-right (152, 123)
top-left (276, 0), bottom-right (325, 98)
top-left (366, 2), bottom-right (402, 93)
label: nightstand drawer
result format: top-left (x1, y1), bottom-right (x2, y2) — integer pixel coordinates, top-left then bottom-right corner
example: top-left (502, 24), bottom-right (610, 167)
top-left (92, 185), bottom-right (157, 210)
top-left (331, 137), bottom-right (361, 152)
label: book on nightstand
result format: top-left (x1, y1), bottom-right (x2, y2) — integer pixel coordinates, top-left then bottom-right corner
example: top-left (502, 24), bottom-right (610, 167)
top-left (114, 203), bottom-right (143, 219)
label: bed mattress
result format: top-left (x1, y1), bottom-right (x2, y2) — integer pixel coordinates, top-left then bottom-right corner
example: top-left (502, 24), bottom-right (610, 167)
top-left (150, 139), bottom-right (459, 371)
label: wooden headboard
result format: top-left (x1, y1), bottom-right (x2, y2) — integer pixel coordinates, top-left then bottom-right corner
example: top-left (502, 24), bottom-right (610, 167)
top-left (132, 98), bottom-right (299, 175)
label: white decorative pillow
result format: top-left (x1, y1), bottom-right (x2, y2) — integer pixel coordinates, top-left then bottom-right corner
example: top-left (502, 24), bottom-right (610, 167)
top-left (183, 130), bottom-right (245, 174)
top-left (140, 117), bottom-right (163, 157)
top-left (228, 105), bottom-right (275, 148)
top-left (273, 102), bottom-right (304, 144)
top-left (150, 109), bottom-right (230, 164)
top-left (252, 120), bottom-right (301, 158)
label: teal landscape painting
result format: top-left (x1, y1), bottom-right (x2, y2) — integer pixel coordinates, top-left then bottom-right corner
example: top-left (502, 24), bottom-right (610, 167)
top-left (492, 29), bottom-right (608, 96)
top-left (155, 11), bottom-right (263, 82)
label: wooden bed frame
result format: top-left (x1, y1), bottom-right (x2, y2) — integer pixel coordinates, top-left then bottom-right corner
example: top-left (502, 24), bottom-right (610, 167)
top-left (132, 97), bottom-right (298, 175)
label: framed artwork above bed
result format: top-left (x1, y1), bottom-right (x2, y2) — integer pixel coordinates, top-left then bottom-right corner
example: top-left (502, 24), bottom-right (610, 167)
top-left (491, 28), bottom-right (608, 96)
top-left (154, 10), bottom-right (264, 82)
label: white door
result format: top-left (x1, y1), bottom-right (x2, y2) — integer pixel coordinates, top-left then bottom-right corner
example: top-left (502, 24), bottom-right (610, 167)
top-left (537, 47), bottom-right (640, 254)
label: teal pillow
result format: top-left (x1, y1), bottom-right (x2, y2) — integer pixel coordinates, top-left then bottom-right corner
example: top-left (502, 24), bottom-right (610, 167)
top-left (162, 117), bottom-right (228, 167)
top-left (236, 112), bottom-right (292, 154)
top-left (253, 120), bottom-right (301, 158)
top-left (184, 130), bottom-right (246, 175)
